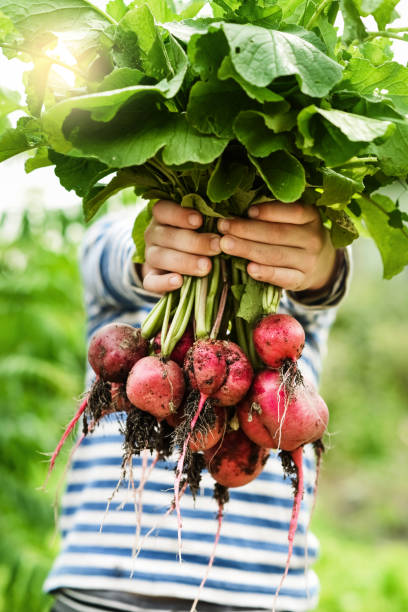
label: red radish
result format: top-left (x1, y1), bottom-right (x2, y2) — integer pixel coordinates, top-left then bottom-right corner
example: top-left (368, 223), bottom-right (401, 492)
top-left (211, 343), bottom-right (253, 407)
top-left (185, 339), bottom-right (253, 405)
top-left (204, 429), bottom-right (270, 488)
top-left (184, 339), bottom-right (227, 395)
top-left (88, 322), bottom-right (148, 382)
top-left (168, 404), bottom-right (227, 452)
top-left (253, 314), bottom-right (305, 368)
top-left (153, 326), bottom-right (194, 366)
top-left (126, 355), bottom-right (185, 420)
top-left (237, 369), bottom-right (328, 451)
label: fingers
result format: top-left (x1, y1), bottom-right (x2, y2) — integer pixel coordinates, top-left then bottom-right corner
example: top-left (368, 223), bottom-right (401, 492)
top-left (146, 221), bottom-right (221, 256)
top-left (145, 245), bottom-right (212, 278)
top-left (142, 268), bottom-right (184, 294)
top-left (246, 262), bottom-right (306, 292)
top-left (247, 201), bottom-right (318, 225)
top-left (217, 217), bottom-right (311, 249)
top-left (153, 200), bottom-right (203, 229)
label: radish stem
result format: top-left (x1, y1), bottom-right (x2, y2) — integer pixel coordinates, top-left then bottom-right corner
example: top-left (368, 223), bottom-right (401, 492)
top-left (42, 396), bottom-right (88, 489)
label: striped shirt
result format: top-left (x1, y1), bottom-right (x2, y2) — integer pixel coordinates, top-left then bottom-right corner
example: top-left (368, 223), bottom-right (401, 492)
top-left (45, 212), bottom-right (351, 612)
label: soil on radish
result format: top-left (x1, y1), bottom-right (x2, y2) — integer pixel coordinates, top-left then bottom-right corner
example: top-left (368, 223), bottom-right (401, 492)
top-left (173, 390), bottom-right (217, 451)
top-left (279, 449), bottom-right (301, 495)
top-left (87, 379), bottom-right (112, 425)
top-left (122, 408), bottom-right (160, 457)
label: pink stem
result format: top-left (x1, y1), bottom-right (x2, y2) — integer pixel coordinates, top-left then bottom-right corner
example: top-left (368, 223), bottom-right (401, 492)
top-left (174, 392), bottom-right (208, 562)
top-left (305, 446), bottom-right (323, 599)
top-left (42, 396), bottom-right (88, 489)
top-left (272, 446), bottom-right (304, 612)
top-left (190, 500), bottom-right (224, 612)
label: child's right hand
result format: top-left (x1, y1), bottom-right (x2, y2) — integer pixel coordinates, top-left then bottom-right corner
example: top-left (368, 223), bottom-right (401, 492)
top-left (142, 200), bottom-right (221, 294)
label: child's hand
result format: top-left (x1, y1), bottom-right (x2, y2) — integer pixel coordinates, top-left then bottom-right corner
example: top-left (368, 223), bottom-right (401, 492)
top-left (142, 200), bottom-right (221, 294)
top-left (217, 202), bottom-right (337, 293)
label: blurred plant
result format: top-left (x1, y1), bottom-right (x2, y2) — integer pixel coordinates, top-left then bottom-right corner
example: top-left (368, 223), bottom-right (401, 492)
top-left (0, 206), bottom-right (85, 611)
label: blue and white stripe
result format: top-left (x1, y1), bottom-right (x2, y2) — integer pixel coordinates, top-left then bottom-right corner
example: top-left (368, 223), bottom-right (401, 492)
top-left (45, 213), bottom-right (351, 611)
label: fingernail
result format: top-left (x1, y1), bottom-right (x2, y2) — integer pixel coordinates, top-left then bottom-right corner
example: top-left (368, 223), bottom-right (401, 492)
top-left (189, 213), bottom-right (201, 227)
top-left (248, 263), bottom-right (260, 278)
top-left (210, 236), bottom-right (221, 253)
top-left (248, 206), bottom-right (259, 218)
top-left (198, 257), bottom-right (210, 272)
top-left (220, 236), bottom-right (235, 251)
top-left (170, 275), bottom-right (182, 287)
top-left (218, 219), bottom-right (230, 232)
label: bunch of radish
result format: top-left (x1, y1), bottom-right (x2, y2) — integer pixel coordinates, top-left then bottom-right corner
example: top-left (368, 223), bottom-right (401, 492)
top-left (46, 254), bottom-right (329, 609)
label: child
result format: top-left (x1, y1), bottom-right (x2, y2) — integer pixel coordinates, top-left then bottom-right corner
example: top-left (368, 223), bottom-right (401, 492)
top-left (46, 199), bottom-right (350, 612)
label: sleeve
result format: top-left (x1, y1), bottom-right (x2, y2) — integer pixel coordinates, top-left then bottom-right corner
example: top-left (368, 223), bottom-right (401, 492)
top-left (80, 212), bottom-right (159, 331)
top-left (279, 247), bottom-right (352, 387)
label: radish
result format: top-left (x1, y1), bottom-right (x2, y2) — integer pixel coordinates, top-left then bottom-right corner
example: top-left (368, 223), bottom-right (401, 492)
top-left (204, 429), bottom-right (270, 488)
top-left (184, 339), bottom-right (253, 406)
top-left (170, 399), bottom-right (227, 452)
top-left (237, 369), bottom-right (329, 451)
top-left (126, 355), bottom-right (185, 420)
top-left (88, 322), bottom-right (148, 383)
top-left (153, 326), bottom-right (194, 366)
top-left (253, 314), bottom-right (305, 369)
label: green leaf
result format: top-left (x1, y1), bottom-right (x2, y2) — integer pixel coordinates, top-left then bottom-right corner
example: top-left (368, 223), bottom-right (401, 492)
top-left (42, 69), bottom-right (187, 153)
top-left (236, 276), bottom-right (264, 324)
top-left (0, 9), bottom-right (15, 42)
top-left (24, 59), bottom-right (52, 117)
top-left (339, 0), bottom-right (367, 43)
top-left (187, 79), bottom-right (256, 138)
top-left (371, 120), bottom-right (408, 177)
top-left (316, 167), bottom-right (364, 207)
top-left (132, 200), bottom-right (155, 264)
top-left (24, 147), bottom-right (52, 173)
top-left (188, 28), bottom-right (229, 80)
top-left (161, 115), bottom-right (229, 166)
top-left (221, 23), bottom-right (343, 97)
top-left (218, 56), bottom-right (284, 104)
top-left (234, 111), bottom-right (291, 157)
top-left (83, 169), bottom-right (141, 222)
top-left (324, 207), bottom-right (359, 247)
top-left (97, 67), bottom-right (145, 91)
top-left (180, 193), bottom-right (226, 217)
top-left (207, 156), bottom-right (248, 202)
top-left (340, 58), bottom-right (408, 115)
top-left (0, 128), bottom-right (32, 162)
top-left (249, 151), bottom-right (306, 202)
top-left (297, 105), bottom-right (394, 166)
top-left (0, 0), bottom-right (113, 36)
top-left (106, 0), bottom-right (128, 21)
top-left (0, 117), bottom-right (43, 162)
top-left (0, 86), bottom-right (21, 117)
top-left (48, 150), bottom-right (110, 199)
top-left (359, 194), bottom-right (408, 278)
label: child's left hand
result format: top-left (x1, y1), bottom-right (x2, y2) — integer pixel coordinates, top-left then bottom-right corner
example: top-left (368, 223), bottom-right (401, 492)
top-left (217, 201), bottom-right (337, 293)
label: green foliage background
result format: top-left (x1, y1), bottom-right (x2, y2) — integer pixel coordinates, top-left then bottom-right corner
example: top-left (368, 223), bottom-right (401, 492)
top-left (0, 202), bottom-right (407, 612)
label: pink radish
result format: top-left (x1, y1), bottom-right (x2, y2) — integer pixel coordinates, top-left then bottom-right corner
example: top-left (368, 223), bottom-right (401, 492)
top-left (153, 326), bottom-right (194, 366)
top-left (237, 369), bottom-right (328, 451)
top-left (204, 429), bottom-right (270, 488)
top-left (88, 322), bottom-right (148, 382)
top-left (126, 355), bottom-right (185, 420)
top-left (253, 314), bottom-right (305, 368)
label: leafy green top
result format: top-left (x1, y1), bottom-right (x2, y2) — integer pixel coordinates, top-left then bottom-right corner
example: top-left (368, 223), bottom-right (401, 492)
top-left (0, 0), bottom-right (408, 277)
